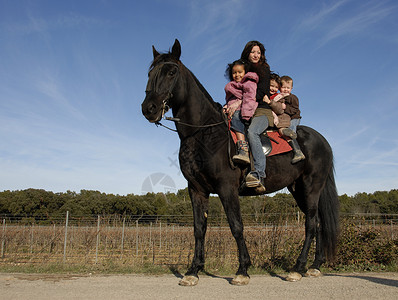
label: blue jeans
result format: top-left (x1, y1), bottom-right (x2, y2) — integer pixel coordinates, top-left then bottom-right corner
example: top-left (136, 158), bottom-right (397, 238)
top-left (289, 118), bottom-right (300, 133)
top-left (247, 114), bottom-right (269, 178)
top-left (230, 110), bottom-right (245, 134)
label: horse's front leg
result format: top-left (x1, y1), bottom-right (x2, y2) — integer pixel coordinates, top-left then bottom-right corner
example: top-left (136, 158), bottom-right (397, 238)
top-left (179, 186), bottom-right (209, 286)
top-left (219, 188), bottom-right (251, 285)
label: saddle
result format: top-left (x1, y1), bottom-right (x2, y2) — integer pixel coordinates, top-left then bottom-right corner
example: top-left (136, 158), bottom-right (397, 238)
top-left (230, 129), bottom-right (292, 156)
top-left (229, 128), bottom-right (292, 196)
top-left (261, 130), bottom-right (292, 156)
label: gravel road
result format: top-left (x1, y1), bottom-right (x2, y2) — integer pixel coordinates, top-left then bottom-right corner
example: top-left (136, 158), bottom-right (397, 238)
top-left (1, 272), bottom-right (397, 299)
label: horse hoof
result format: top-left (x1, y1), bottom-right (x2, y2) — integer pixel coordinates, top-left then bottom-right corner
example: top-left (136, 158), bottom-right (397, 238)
top-left (305, 268), bottom-right (322, 278)
top-left (230, 275), bottom-right (250, 285)
top-left (285, 272), bottom-right (302, 282)
top-left (179, 275), bottom-right (199, 286)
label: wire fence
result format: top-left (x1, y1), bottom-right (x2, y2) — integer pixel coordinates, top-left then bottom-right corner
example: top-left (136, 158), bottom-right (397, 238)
top-left (0, 212), bottom-right (397, 267)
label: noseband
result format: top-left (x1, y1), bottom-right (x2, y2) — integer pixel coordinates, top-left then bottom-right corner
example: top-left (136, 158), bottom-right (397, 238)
top-left (145, 61), bottom-right (180, 117)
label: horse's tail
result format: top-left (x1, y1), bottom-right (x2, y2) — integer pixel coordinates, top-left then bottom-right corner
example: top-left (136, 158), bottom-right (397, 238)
top-left (318, 161), bottom-right (340, 261)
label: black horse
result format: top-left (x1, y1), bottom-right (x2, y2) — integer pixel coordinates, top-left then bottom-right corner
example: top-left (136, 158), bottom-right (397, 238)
top-left (142, 39), bottom-right (339, 286)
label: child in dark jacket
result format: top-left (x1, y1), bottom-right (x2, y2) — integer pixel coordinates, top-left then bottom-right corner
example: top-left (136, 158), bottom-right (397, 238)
top-left (278, 75), bottom-right (305, 163)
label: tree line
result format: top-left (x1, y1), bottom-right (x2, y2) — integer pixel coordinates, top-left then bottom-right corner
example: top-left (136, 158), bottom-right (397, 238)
top-left (0, 188), bottom-right (397, 221)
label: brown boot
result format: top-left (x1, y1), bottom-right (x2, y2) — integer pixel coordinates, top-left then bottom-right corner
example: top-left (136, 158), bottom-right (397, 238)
top-left (280, 127), bottom-right (297, 139)
top-left (233, 140), bottom-right (250, 165)
top-left (289, 139), bottom-right (305, 164)
top-left (245, 172), bottom-right (265, 192)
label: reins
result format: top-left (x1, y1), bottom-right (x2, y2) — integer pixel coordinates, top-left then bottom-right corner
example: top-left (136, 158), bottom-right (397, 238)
top-left (148, 60), bottom-right (237, 169)
top-left (156, 112), bottom-right (237, 170)
top-left (155, 116), bottom-right (225, 132)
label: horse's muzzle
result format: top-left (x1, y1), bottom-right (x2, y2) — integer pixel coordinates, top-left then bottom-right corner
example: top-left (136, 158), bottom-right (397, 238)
top-left (142, 96), bottom-right (163, 123)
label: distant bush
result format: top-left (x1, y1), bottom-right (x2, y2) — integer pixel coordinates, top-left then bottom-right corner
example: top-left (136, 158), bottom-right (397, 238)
top-left (331, 221), bottom-right (398, 271)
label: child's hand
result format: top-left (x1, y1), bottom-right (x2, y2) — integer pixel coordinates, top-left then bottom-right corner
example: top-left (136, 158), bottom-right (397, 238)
top-left (263, 95), bottom-right (271, 104)
top-left (225, 101), bottom-right (241, 118)
top-left (273, 94), bottom-right (283, 102)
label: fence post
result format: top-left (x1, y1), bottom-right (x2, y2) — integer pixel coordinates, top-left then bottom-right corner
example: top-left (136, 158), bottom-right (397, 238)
top-left (136, 219), bottom-right (139, 256)
top-left (95, 215), bottom-right (100, 264)
top-left (1, 219), bottom-right (5, 258)
top-left (63, 211), bottom-right (69, 263)
top-left (121, 217), bottom-right (125, 256)
top-left (391, 220), bottom-right (394, 239)
top-left (149, 222), bottom-right (152, 244)
top-left (152, 240), bottom-right (155, 264)
top-left (30, 224), bottom-right (34, 254)
top-left (159, 221), bottom-right (162, 250)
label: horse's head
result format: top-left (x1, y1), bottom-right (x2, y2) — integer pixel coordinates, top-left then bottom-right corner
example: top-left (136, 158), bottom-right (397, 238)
top-left (141, 39), bottom-right (182, 123)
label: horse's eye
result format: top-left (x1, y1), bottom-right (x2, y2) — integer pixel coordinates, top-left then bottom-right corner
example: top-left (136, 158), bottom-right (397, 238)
top-left (168, 70), bottom-right (176, 76)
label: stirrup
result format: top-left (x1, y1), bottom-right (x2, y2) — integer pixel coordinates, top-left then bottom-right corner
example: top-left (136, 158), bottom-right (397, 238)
top-left (233, 154), bottom-right (250, 165)
top-left (245, 173), bottom-right (262, 188)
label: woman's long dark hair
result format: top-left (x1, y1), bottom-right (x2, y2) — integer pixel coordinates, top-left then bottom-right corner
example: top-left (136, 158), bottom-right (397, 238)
top-left (241, 40), bottom-right (271, 99)
top-left (240, 40), bottom-right (270, 71)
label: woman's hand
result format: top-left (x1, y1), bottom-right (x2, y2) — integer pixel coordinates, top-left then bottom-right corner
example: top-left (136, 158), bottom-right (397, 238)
top-left (263, 95), bottom-right (271, 104)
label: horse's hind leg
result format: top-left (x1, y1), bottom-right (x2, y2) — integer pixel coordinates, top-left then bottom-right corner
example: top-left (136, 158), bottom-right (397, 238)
top-left (286, 187), bottom-right (321, 282)
top-left (179, 187), bottom-right (209, 286)
top-left (306, 223), bottom-right (325, 278)
top-left (219, 188), bottom-right (251, 285)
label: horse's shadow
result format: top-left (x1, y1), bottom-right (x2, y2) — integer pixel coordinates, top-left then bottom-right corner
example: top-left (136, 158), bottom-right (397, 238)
top-left (168, 266), bottom-right (234, 283)
top-left (325, 273), bottom-right (398, 288)
top-left (168, 265), bottom-right (184, 279)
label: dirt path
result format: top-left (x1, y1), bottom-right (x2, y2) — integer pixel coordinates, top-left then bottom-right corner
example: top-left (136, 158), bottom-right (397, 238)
top-left (1, 272), bottom-right (397, 299)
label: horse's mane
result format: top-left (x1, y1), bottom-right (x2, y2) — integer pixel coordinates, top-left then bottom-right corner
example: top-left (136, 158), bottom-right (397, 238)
top-left (187, 69), bottom-right (223, 112)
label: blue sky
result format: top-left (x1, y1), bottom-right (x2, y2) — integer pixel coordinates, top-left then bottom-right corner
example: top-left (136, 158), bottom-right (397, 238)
top-left (0, 0), bottom-right (397, 196)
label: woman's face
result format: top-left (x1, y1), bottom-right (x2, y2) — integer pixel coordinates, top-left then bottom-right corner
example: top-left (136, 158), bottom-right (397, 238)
top-left (248, 45), bottom-right (261, 64)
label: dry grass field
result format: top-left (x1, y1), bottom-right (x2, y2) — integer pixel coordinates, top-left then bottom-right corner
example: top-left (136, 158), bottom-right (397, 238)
top-left (0, 214), bottom-right (397, 273)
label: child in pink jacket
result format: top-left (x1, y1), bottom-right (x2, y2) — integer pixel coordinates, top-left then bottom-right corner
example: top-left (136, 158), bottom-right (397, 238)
top-left (224, 59), bottom-right (258, 165)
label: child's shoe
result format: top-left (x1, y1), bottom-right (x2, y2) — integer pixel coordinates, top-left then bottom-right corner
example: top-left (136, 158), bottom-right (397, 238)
top-left (232, 140), bottom-right (250, 165)
top-left (280, 128), bottom-right (297, 139)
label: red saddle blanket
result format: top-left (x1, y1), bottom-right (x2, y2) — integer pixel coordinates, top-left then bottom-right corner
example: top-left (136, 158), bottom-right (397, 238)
top-left (266, 131), bottom-right (292, 156)
top-left (231, 129), bottom-right (292, 156)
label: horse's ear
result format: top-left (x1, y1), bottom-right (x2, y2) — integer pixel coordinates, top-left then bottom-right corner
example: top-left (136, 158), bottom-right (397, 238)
top-left (171, 39), bottom-right (181, 61)
top-left (152, 45), bottom-right (160, 59)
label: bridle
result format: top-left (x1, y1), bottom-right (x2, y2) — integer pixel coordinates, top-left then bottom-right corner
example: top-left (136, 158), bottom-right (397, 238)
top-left (145, 61), bottom-right (180, 120)
top-left (145, 60), bottom-right (225, 131)
top-left (145, 60), bottom-right (237, 169)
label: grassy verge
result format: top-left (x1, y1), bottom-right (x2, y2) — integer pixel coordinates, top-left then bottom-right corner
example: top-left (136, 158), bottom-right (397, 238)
top-left (1, 261), bottom-right (397, 276)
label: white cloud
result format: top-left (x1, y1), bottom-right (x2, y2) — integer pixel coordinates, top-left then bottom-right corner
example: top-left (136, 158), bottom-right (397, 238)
top-left (317, 2), bottom-right (394, 48)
